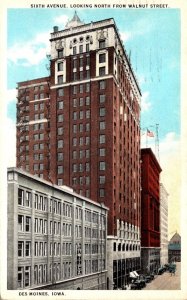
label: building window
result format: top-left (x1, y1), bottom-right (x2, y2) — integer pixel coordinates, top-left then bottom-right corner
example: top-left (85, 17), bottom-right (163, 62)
top-left (86, 44), bottom-right (89, 52)
top-left (79, 97), bottom-right (84, 106)
top-left (58, 179), bottom-right (63, 185)
top-left (39, 143), bottom-right (44, 150)
top-left (86, 70), bottom-right (90, 79)
top-left (58, 101), bottom-right (63, 109)
top-left (73, 164), bottom-right (77, 172)
top-left (73, 59), bottom-right (77, 68)
top-left (73, 137), bottom-right (77, 146)
top-left (85, 136), bottom-right (90, 145)
top-left (25, 241), bottom-right (31, 256)
top-left (18, 215), bottom-right (24, 231)
top-left (72, 150), bottom-right (77, 159)
top-left (79, 111), bottom-right (83, 119)
top-left (58, 75), bottom-right (63, 84)
top-left (79, 57), bottom-right (83, 67)
top-left (39, 154), bottom-right (44, 161)
top-left (86, 123), bottom-right (90, 132)
top-left (100, 121), bottom-right (106, 130)
top-left (99, 189), bottom-right (105, 197)
top-left (99, 67), bottom-right (106, 76)
top-left (18, 241), bottom-right (24, 257)
top-left (72, 86), bottom-right (77, 94)
top-left (34, 144), bottom-right (39, 150)
top-left (86, 176), bottom-right (90, 185)
top-left (79, 163), bottom-right (83, 172)
top-left (73, 72), bottom-right (77, 81)
top-left (58, 127), bottom-right (63, 135)
top-left (34, 94), bottom-right (38, 100)
top-left (79, 137), bottom-right (83, 146)
top-left (99, 94), bottom-right (105, 103)
top-left (39, 164), bottom-right (44, 170)
top-left (86, 83), bottom-right (90, 92)
top-left (58, 166), bottom-right (63, 174)
top-left (99, 40), bottom-right (106, 49)
top-left (40, 93), bottom-right (44, 99)
top-left (80, 84), bottom-right (83, 93)
top-left (34, 164), bottom-right (38, 171)
top-left (40, 103), bottom-right (44, 110)
top-left (18, 188), bottom-right (24, 206)
top-left (79, 124), bottom-right (83, 132)
top-left (79, 150), bottom-right (84, 159)
top-left (86, 149), bottom-right (90, 158)
top-left (25, 216), bottom-right (31, 232)
top-left (58, 62), bottom-right (63, 71)
top-left (99, 135), bottom-right (105, 144)
top-left (79, 45), bottom-right (83, 54)
top-left (85, 96), bottom-right (90, 105)
top-left (58, 114), bottom-right (64, 122)
top-left (99, 80), bottom-right (106, 89)
top-left (58, 88), bottom-right (64, 97)
top-left (39, 133), bottom-right (44, 140)
top-left (58, 140), bottom-right (63, 148)
top-left (17, 267), bottom-right (24, 288)
top-left (34, 104), bottom-right (38, 111)
top-left (99, 175), bottom-right (105, 184)
top-left (33, 124), bottom-right (38, 131)
top-left (25, 191), bottom-right (31, 207)
top-left (73, 124), bottom-right (77, 133)
top-left (86, 110), bottom-right (90, 118)
top-left (86, 162), bottom-right (90, 172)
top-left (99, 161), bottom-right (106, 170)
top-left (73, 46), bottom-right (76, 55)
top-left (73, 98), bottom-right (77, 107)
top-left (99, 107), bottom-right (105, 117)
top-left (39, 113), bottom-right (44, 119)
top-left (99, 53), bottom-right (106, 63)
top-left (58, 49), bottom-right (64, 58)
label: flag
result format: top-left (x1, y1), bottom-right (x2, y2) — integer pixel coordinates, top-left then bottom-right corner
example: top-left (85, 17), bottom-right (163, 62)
top-left (147, 129), bottom-right (154, 137)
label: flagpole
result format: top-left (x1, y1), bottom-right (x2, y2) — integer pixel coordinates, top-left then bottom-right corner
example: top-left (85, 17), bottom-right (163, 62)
top-left (146, 128), bottom-right (148, 148)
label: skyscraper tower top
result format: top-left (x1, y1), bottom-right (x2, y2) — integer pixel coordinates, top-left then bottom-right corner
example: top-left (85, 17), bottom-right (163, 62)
top-left (65, 11), bottom-right (84, 28)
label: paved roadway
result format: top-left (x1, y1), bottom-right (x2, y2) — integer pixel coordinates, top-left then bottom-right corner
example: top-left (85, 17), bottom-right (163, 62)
top-left (143, 262), bottom-right (180, 290)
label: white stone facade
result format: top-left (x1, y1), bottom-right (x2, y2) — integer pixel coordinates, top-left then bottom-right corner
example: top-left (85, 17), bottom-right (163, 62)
top-left (160, 183), bottom-right (169, 265)
top-left (7, 167), bottom-right (108, 290)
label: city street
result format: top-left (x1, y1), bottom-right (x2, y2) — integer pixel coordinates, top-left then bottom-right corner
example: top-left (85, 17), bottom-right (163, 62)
top-left (143, 262), bottom-right (180, 290)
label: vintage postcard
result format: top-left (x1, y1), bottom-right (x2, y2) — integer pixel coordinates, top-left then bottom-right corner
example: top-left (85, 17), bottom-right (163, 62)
top-left (0, 0), bottom-right (187, 299)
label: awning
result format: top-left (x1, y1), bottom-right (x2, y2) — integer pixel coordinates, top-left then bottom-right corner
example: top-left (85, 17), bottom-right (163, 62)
top-left (133, 271), bottom-right (139, 277)
top-left (129, 272), bottom-right (136, 278)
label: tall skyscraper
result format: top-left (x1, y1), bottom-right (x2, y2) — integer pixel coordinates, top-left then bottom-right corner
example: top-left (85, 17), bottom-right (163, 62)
top-left (160, 183), bottom-right (169, 266)
top-left (16, 12), bottom-right (142, 289)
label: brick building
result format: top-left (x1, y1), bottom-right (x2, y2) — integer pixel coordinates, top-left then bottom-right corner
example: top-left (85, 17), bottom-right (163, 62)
top-left (141, 148), bottom-right (162, 273)
top-left (16, 13), bottom-right (141, 289)
top-left (141, 148), bottom-right (161, 272)
top-left (7, 167), bottom-right (108, 290)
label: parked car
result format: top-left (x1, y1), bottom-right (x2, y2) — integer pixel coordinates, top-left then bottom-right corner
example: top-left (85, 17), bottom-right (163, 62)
top-left (144, 275), bottom-right (152, 283)
top-left (135, 279), bottom-right (146, 289)
top-left (139, 274), bottom-right (152, 284)
top-left (149, 273), bottom-right (155, 280)
top-left (131, 283), bottom-right (139, 290)
top-left (157, 267), bottom-right (166, 275)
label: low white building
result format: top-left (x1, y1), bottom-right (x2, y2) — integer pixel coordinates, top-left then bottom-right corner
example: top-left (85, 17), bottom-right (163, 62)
top-left (7, 167), bottom-right (108, 290)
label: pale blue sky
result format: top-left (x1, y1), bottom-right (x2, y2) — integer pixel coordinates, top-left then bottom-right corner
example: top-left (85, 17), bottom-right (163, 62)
top-left (7, 8), bottom-right (180, 140)
top-left (6, 8), bottom-right (182, 235)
